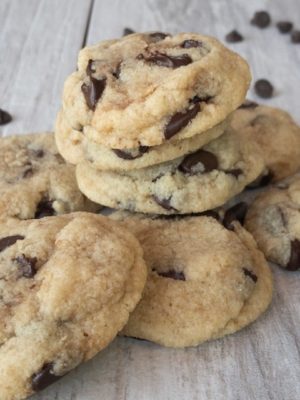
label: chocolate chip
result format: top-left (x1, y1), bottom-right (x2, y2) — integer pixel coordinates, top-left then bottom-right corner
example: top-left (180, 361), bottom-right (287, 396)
top-left (123, 27), bottom-right (135, 36)
top-left (225, 30), bottom-right (244, 43)
top-left (243, 268), bottom-right (258, 283)
top-left (291, 30), bottom-right (300, 43)
top-left (0, 235), bottom-right (25, 252)
top-left (223, 202), bottom-right (248, 230)
top-left (0, 109), bottom-right (12, 125)
top-left (286, 240), bottom-right (300, 271)
top-left (14, 254), bottom-right (38, 278)
top-left (138, 52), bottom-right (192, 68)
top-left (181, 39), bottom-right (202, 48)
top-left (238, 100), bottom-right (259, 109)
top-left (276, 21), bottom-right (293, 33)
top-left (251, 11), bottom-right (271, 28)
top-left (35, 199), bottom-right (54, 219)
top-left (178, 149), bottom-right (218, 175)
top-left (254, 79), bottom-right (274, 99)
top-left (32, 363), bottom-right (62, 392)
top-left (156, 269), bottom-right (186, 281)
top-left (149, 32), bottom-right (169, 41)
top-left (86, 59), bottom-right (96, 76)
top-left (164, 102), bottom-right (200, 139)
top-left (153, 195), bottom-right (178, 212)
top-left (113, 146), bottom-right (149, 160)
top-left (81, 76), bottom-right (107, 110)
top-left (246, 170), bottom-right (274, 189)
top-left (226, 168), bottom-right (243, 178)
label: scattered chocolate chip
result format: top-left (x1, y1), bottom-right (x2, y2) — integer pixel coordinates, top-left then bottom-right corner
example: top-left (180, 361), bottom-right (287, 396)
top-left (32, 363), bottom-right (62, 392)
top-left (123, 27), bottom-right (135, 36)
top-left (291, 30), bottom-right (300, 43)
top-left (181, 39), bottom-right (202, 48)
top-left (0, 235), bottom-right (25, 252)
top-left (286, 240), bottom-right (300, 271)
top-left (23, 166), bottom-right (33, 178)
top-left (0, 109), bottom-right (12, 125)
top-left (138, 52), bottom-right (192, 68)
top-left (164, 103), bottom-right (200, 140)
top-left (149, 32), bottom-right (169, 41)
top-left (14, 254), bottom-right (38, 278)
top-left (81, 76), bottom-right (107, 110)
top-left (226, 168), bottom-right (243, 178)
top-left (239, 100), bottom-right (258, 109)
top-left (86, 59), bottom-right (96, 76)
top-left (153, 195), bottom-right (178, 212)
top-left (35, 199), bottom-right (54, 219)
top-left (276, 21), bottom-right (293, 33)
top-left (254, 79), bottom-right (274, 99)
top-left (225, 30), bottom-right (244, 43)
top-left (156, 269), bottom-right (186, 281)
top-left (246, 170), bottom-right (274, 189)
top-left (251, 11), bottom-right (271, 28)
top-left (113, 146), bottom-right (149, 160)
top-left (178, 149), bottom-right (218, 175)
top-left (223, 202), bottom-right (248, 230)
top-left (243, 268), bottom-right (258, 282)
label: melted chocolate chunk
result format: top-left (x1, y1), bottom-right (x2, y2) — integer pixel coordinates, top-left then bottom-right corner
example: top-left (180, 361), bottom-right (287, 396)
top-left (243, 268), bottom-right (258, 283)
top-left (0, 235), bottom-right (25, 252)
top-left (291, 30), bottom-right (300, 44)
top-left (226, 168), bottom-right (243, 178)
top-left (14, 254), bottom-right (38, 278)
top-left (225, 30), bottom-right (244, 43)
top-left (251, 11), bottom-right (271, 28)
top-left (223, 202), bottom-right (248, 230)
top-left (156, 269), bottom-right (186, 281)
top-left (81, 76), bottom-right (107, 110)
top-left (164, 102), bottom-right (200, 139)
top-left (178, 149), bottom-right (218, 175)
top-left (286, 240), bottom-right (300, 271)
top-left (35, 200), bottom-right (54, 219)
top-left (123, 27), bottom-right (135, 36)
top-left (149, 32), bottom-right (169, 41)
top-left (153, 195), bottom-right (178, 212)
top-left (138, 52), bottom-right (192, 68)
top-left (254, 79), bottom-right (274, 98)
top-left (0, 108), bottom-right (12, 125)
top-left (86, 59), bottom-right (96, 76)
top-left (181, 39), bottom-right (202, 48)
top-left (239, 100), bottom-right (259, 109)
top-left (246, 170), bottom-right (274, 190)
top-left (113, 146), bottom-right (149, 160)
top-left (276, 21), bottom-right (293, 33)
top-left (32, 363), bottom-right (62, 392)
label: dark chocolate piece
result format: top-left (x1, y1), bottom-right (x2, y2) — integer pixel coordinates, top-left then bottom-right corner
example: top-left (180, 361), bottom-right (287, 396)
top-left (113, 146), bottom-right (149, 160)
top-left (181, 39), bottom-right (202, 48)
top-left (0, 109), bottom-right (12, 125)
top-left (81, 76), bottom-right (107, 110)
top-left (14, 254), bottom-right (38, 278)
top-left (223, 202), bottom-right (248, 230)
top-left (243, 268), bottom-right (258, 282)
top-left (251, 11), bottom-right (271, 28)
top-left (178, 149), bottom-right (218, 175)
top-left (276, 21), bottom-right (293, 33)
top-left (225, 30), bottom-right (244, 43)
top-left (254, 79), bottom-right (274, 98)
top-left (35, 200), bottom-right (55, 219)
top-left (286, 239), bottom-right (300, 271)
top-left (32, 363), bottom-right (62, 392)
top-left (164, 103), bottom-right (200, 139)
top-left (156, 269), bottom-right (186, 281)
top-left (153, 195), bottom-right (178, 212)
top-left (0, 235), bottom-right (25, 252)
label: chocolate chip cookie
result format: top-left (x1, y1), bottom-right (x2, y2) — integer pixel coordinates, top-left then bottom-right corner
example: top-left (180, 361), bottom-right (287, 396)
top-left (61, 32), bottom-right (250, 148)
top-left (76, 128), bottom-right (264, 214)
top-left (111, 211), bottom-right (272, 347)
top-left (0, 213), bottom-right (147, 399)
top-left (245, 174), bottom-right (300, 270)
top-left (0, 132), bottom-right (98, 221)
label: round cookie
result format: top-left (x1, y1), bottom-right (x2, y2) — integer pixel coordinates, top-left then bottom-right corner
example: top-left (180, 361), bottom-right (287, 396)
top-left (55, 108), bottom-right (228, 170)
top-left (76, 128), bottom-right (264, 214)
top-left (0, 132), bottom-right (99, 221)
top-left (245, 174), bottom-right (300, 270)
top-left (0, 212), bottom-right (147, 399)
top-left (61, 32), bottom-right (250, 148)
top-left (111, 211), bottom-right (272, 347)
top-left (231, 102), bottom-right (300, 184)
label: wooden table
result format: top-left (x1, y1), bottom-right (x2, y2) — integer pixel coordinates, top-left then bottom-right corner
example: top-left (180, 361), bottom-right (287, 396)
top-left (1, 1), bottom-right (300, 399)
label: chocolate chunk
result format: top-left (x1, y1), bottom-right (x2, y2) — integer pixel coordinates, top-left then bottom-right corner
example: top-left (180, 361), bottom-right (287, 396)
top-left (32, 363), bottom-right (62, 392)
top-left (156, 269), bottom-right (186, 281)
top-left (181, 39), bottom-right (202, 48)
top-left (81, 76), bottom-right (107, 110)
top-left (138, 52), bottom-right (192, 68)
top-left (251, 11), bottom-right (271, 28)
top-left (0, 235), bottom-right (25, 252)
top-left (164, 103), bottom-right (200, 139)
top-left (149, 32), bottom-right (169, 41)
top-left (225, 30), bottom-right (244, 43)
top-left (226, 168), bottom-right (243, 178)
top-left (239, 100), bottom-right (258, 109)
top-left (86, 59), bottom-right (96, 76)
top-left (178, 149), bottom-right (218, 175)
top-left (243, 268), bottom-right (258, 283)
top-left (123, 27), bottom-right (135, 36)
top-left (291, 30), bottom-right (300, 43)
top-left (14, 254), bottom-right (38, 278)
top-left (0, 109), bottom-right (12, 125)
top-left (113, 146), bottom-right (149, 160)
top-left (35, 199), bottom-right (54, 219)
top-left (254, 79), bottom-right (274, 99)
top-left (246, 170), bottom-right (274, 189)
top-left (223, 202), bottom-right (248, 230)
top-left (286, 240), bottom-right (300, 271)
top-left (276, 21), bottom-right (293, 33)
top-left (153, 195), bottom-right (178, 212)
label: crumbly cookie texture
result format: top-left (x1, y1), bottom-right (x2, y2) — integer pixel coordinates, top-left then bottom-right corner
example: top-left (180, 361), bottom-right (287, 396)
top-left (0, 132), bottom-right (98, 221)
top-left (111, 211), bottom-right (272, 347)
top-left (76, 128), bottom-right (264, 214)
top-left (232, 102), bottom-right (300, 183)
top-left (55, 108), bottom-right (228, 171)
top-left (61, 32), bottom-right (250, 148)
top-left (0, 213), bottom-right (147, 400)
top-left (245, 174), bottom-right (300, 270)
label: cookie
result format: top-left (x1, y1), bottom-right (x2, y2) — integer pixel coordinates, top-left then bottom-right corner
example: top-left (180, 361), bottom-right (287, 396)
top-left (111, 211), bottom-right (272, 347)
top-left (61, 32), bottom-right (250, 148)
top-left (0, 132), bottom-right (98, 221)
top-left (55, 108), bottom-right (228, 171)
top-left (245, 174), bottom-right (300, 270)
top-left (76, 128), bottom-right (264, 214)
top-left (0, 212), bottom-right (147, 399)
top-left (231, 103), bottom-right (300, 184)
